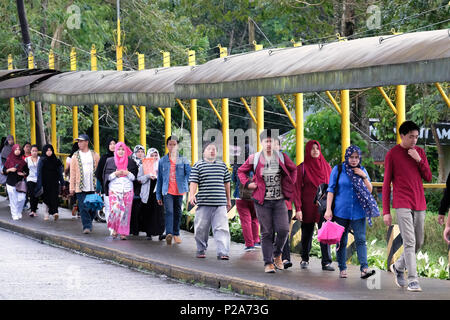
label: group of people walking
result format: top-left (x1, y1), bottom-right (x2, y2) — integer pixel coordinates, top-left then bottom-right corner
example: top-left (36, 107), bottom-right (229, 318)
top-left (0, 119), bottom-right (447, 293)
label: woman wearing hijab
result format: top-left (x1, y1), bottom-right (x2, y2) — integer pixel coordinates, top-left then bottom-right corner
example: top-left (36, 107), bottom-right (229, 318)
top-left (35, 144), bottom-right (65, 221)
top-left (138, 148), bottom-right (165, 240)
top-left (65, 142), bottom-right (80, 218)
top-left (3, 144), bottom-right (29, 220)
top-left (1, 135), bottom-right (15, 165)
top-left (324, 145), bottom-right (379, 279)
top-left (95, 138), bottom-right (116, 227)
top-left (293, 140), bottom-right (333, 270)
top-left (103, 142), bottom-right (138, 240)
top-left (130, 145), bottom-right (145, 235)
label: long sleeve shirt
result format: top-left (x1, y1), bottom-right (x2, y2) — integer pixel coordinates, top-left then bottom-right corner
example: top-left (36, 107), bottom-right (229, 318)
top-left (382, 144), bottom-right (432, 215)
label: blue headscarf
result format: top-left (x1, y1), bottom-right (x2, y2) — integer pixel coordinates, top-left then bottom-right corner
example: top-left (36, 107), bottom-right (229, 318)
top-left (344, 145), bottom-right (380, 226)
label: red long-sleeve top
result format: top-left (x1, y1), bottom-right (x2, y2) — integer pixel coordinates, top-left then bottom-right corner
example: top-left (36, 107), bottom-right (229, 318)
top-left (382, 144), bottom-right (432, 215)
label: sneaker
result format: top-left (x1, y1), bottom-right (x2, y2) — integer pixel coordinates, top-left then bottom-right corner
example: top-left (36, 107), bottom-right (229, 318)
top-left (390, 264), bottom-right (407, 288)
top-left (283, 260), bottom-right (293, 269)
top-left (407, 281), bottom-right (422, 292)
top-left (53, 213), bottom-right (59, 222)
top-left (166, 234), bottom-right (173, 245)
top-left (44, 214), bottom-right (49, 221)
top-left (264, 263), bottom-right (276, 273)
top-left (82, 229), bottom-right (91, 234)
top-left (196, 251), bottom-right (206, 258)
top-left (273, 254), bottom-right (283, 270)
top-left (254, 242), bottom-right (261, 248)
top-left (322, 264), bottom-right (335, 271)
top-left (244, 246), bottom-right (255, 252)
top-left (300, 261), bottom-right (309, 269)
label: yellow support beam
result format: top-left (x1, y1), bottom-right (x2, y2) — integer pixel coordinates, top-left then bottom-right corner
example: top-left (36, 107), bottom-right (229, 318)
top-left (162, 51), bottom-right (171, 154)
top-left (137, 52), bottom-right (146, 150)
top-left (158, 108), bottom-right (166, 119)
top-left (70, 47), bottom-right (78, 142)
top-left (435, 83), bottom-right (450, 108)
top-left (91, 45), bottom-right (100, 154)
top-left (276, 95), bottom-right (297, 128)
top-left (207, 99), bottom-right (223, 123)
top-left (48, 49), bottom-right (58, 151)
top-left (341, 90), bottom-right (350, 161)
top-left (325, 91), bottom-right (342, 114)
top-left (253, 43), bottom-right (264, 152)
top-left (188, 50), bottom-right (198, 164)
top-left (295, 93), bottom-right (304, 165)
top-left (396, 85), bottom-right (406, 144)
top-left (28, 51), bottom-right (36, 145)
top-left (239, 97), bottom-right (257, 124)
top-left (8, 54), bottom-right (15, 141)
top-left (219, 45), bottom-right (230, 167)
top-left (377, 87), bottom-right (397, 115)
top-left (176, 99), bottom-right (192, 121)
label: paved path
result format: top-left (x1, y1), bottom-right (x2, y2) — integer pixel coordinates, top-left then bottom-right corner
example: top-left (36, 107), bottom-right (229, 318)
top-left (0, 197), bottom-right (448, 300)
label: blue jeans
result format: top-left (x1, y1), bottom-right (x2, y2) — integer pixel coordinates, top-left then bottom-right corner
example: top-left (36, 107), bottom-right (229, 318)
top-left (76, 192), bottom-right (96, 231)
top-left (163, 194), bottom-right (183, 236)
top-left (334, 216), bottom-right (368, 272)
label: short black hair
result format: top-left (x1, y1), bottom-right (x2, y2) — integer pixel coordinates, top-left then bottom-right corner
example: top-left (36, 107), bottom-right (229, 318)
top-left (259, 129), bottom-right (279, 142)
top-left (166, 135), bottom-right (179, 146)
top-left (202, 140), bottom-right (218, 153)
top-left (30, 144), bottom-right (39, 150)
top-left (399, 121), bottom-right (420, 136)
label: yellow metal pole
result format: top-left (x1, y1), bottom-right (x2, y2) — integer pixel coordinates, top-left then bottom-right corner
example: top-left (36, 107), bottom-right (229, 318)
top-left (341, 90), bottom-right (350, 161)
top-left (276, 95), bottom-right (297, 128)
top-left (435, 83), bottom-right (450, 108)
top-left (188, 50), bottom-right (198, 164)
top-left (48, 50), bottom-right (58, 151)
top-left (28, 52), bottom-right (36, 145)
top-left (325, 91), bottom-right (342, 114)
top-left (240, 97), bottom-right (257, 124)
top-left (91, 45), bottom-right (100, 154)
top-left (8, 54), bottom-right (15, 141)
top-left (162, 51), bottom-right (171, 154)
top-left (377, 87), bottom-right (398, 115)
top-left (219, 46), bottom-right (230, 167)
top-left (70, 47), bottom-right (78, 142)
top-left (295, 93), bottom-right (304, 165)
top-left (116, 14), bottom-right (125, 142)
top-left (254, 43), bottom-right (264, 151)
top-left (396, 85), bottom-right (406, 144)
top-left (138, 53), bottom-right (146, 150)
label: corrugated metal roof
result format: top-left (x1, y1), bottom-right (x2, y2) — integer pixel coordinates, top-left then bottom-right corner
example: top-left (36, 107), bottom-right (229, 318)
top-left (0, 69), bottom-right (59, 98)
top-left (175, 29), bottom-right (450, 99)
top-left (30, 66), bottom-right (193, 107)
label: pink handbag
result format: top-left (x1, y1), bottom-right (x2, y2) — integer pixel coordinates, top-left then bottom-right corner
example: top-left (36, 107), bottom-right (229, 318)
top-left (317, 221), bottom-right (345, 245)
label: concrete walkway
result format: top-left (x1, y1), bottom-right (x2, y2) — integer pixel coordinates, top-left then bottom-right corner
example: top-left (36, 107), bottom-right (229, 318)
top-left (0, 197), bottom-right (449, 300)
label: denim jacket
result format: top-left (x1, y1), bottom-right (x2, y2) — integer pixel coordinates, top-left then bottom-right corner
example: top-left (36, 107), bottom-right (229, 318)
top-left (156, 154), bottom-right (191, 200)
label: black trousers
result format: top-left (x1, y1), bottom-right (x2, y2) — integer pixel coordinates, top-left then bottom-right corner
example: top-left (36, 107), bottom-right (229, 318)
top-left (26, 181), bottom-right (39, 212)
top-left (300, 215), bottom-right (332, 266)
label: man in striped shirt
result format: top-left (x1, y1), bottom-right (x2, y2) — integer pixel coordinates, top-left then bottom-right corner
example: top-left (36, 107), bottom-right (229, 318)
top-left (189, 141), bottom-right (231, 260)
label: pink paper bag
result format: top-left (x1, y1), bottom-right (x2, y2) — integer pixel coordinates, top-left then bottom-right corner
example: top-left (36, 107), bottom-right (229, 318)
top-left (317, 221), bottom-right (345, 245)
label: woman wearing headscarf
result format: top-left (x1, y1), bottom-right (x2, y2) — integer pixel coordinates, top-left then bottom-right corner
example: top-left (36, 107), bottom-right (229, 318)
top-left (294, 140), bottom-right (333, 271)
top-left (232, 144), bottom-right (260, 251)
top-left (65, 142), bottom-right (80, 218)
top-left (324, 145), bottom-right (379, 279)
top-left (130, 144), bottom-right (145, 235)
top-left (3, 144), bottom-right (29, 220)
top-left (103, 142), bottom-right (138, 240)
top-left (35, 144), bottom-right (65, 221)
top-left (137, 147), bottom-right (165, 240)
top-left (1, 135), bottom-right (15, 165)
top-left (95, 138), bottom-right (116, 227)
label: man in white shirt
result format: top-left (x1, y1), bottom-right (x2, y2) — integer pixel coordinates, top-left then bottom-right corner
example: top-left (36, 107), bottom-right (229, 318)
top-left (69, 134), bottom-right (100, 234)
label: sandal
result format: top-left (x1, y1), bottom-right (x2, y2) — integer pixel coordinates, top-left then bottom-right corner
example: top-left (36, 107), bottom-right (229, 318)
top-left (120, 235), bottom-right (127, 240)
top-left (339, 270), bottom-right (348, 278)
top-left (361, 268), bottom-right (376, 279)
top-left (196, 252), bottom-right (206, 259)
top-left (217, 255), bottom-right (229, 260)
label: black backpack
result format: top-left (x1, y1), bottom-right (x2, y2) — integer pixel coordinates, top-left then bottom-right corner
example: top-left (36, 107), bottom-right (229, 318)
top-left (314, 163), bottom-right (342, 216)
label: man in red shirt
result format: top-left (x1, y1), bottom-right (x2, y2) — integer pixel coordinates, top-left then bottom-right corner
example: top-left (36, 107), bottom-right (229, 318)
top-left (382, 121), bottom-right (432, 292)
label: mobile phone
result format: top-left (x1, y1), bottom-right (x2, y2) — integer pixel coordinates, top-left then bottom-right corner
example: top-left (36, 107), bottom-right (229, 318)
top-left (14, 164), bottom-right (19, 168)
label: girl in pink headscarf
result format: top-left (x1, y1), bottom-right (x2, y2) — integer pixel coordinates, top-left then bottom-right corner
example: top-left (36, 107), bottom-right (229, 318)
top-left (103, 142), bottom-right (138, 239)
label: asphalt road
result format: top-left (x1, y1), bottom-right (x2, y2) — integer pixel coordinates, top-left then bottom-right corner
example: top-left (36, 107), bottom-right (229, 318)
top-left (0, 228), bottom-right (249, 300)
